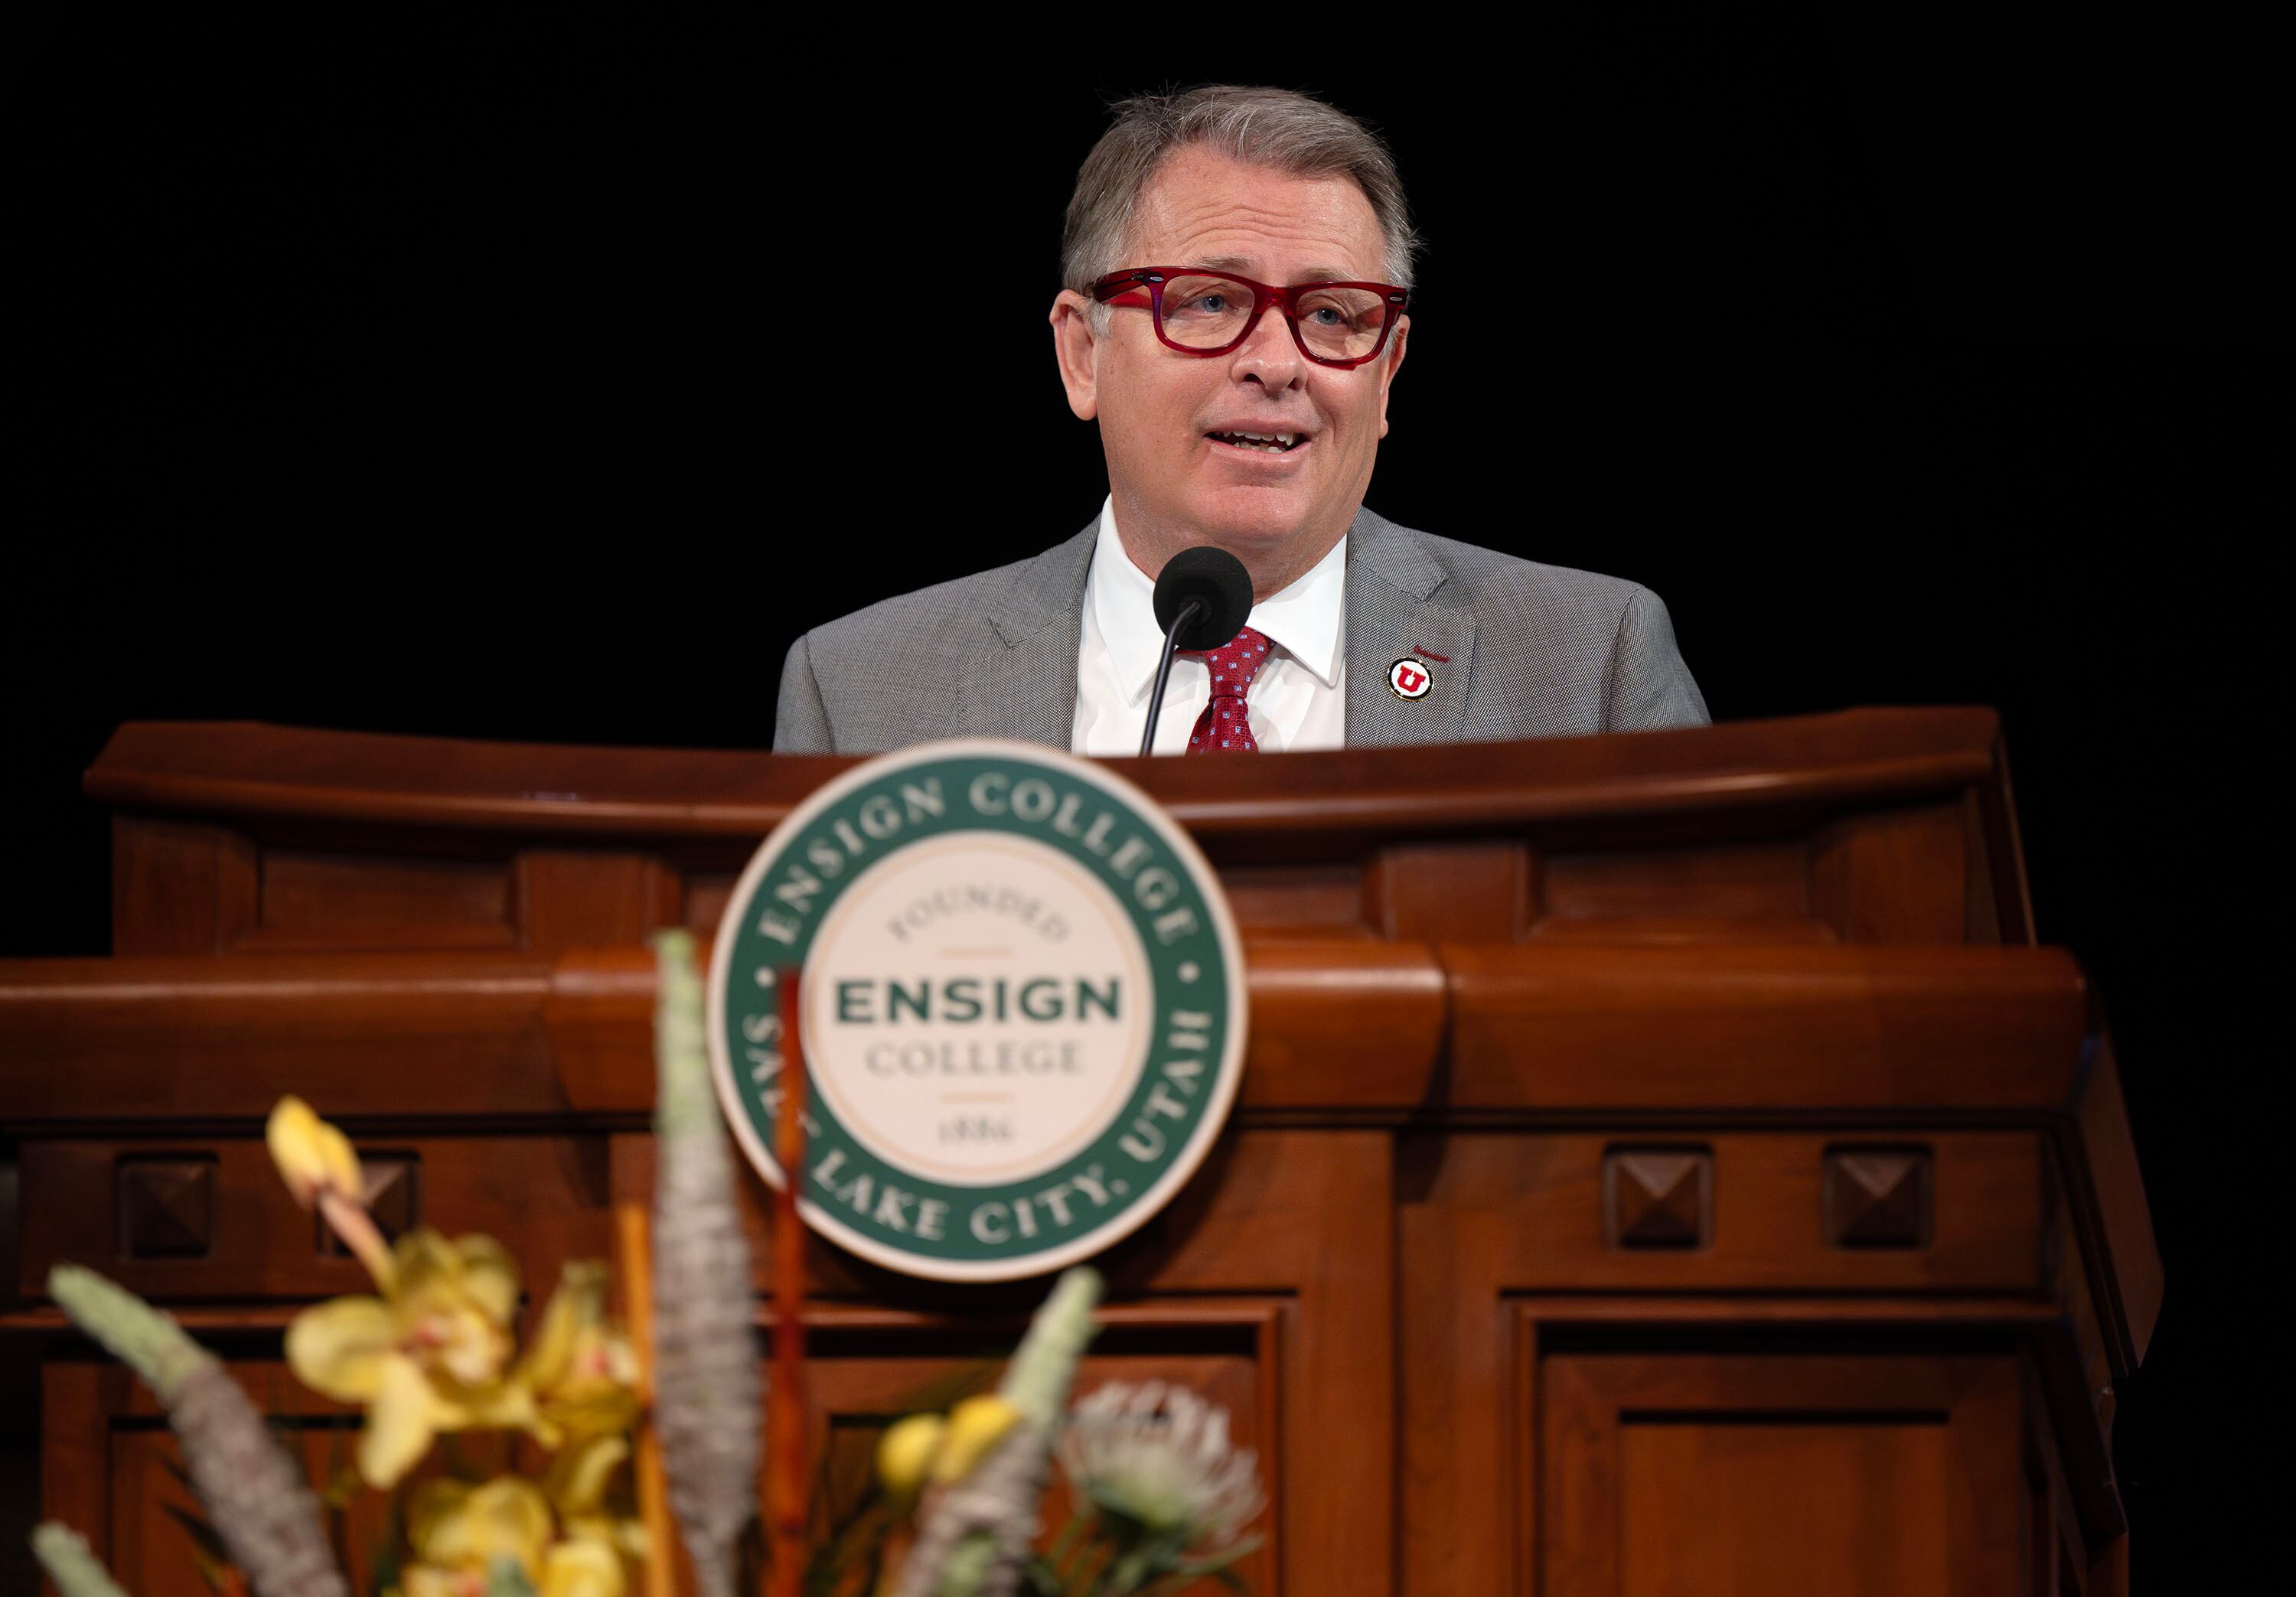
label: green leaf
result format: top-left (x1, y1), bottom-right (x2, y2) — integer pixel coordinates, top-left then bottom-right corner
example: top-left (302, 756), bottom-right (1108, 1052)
top-left (1043, 1507), bottom-right (1094, 1577)
top-left (1142, 1566), bottom-right (1252, 1596)
top-left (321, 1463), bottom-right (365, 1510)
top-left (1169, 1536), bottom-right (1260, 1579)
top-left (161, 1502), bottom-right (236, 1590)
top-left (1086, 1499), bottom-right (1152, 1551)
top-left (485, 1553), bottom-right (537, 1597)
top-left (1068, 1540), bottom-right (1120, 1597)
top-left (804, 1494), bottom-right (898, 1592)
top-left (370, 1482), bottom-right (405, 1597)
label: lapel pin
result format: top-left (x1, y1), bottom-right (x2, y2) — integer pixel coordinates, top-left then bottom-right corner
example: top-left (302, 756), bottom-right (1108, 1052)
top-left (1387, 657), bottom-right (1435, 701)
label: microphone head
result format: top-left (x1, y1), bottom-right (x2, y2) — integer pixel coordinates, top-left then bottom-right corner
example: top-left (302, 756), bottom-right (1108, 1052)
top-left (1152, 546), bottom-right (1256, 651)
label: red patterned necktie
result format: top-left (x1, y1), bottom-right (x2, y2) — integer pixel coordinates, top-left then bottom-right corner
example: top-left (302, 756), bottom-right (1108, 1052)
top-left (1181, 624), bottom-right (1274, 754)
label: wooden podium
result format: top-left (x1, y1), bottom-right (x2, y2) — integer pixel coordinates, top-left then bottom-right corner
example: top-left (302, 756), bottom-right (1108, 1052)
top-left (0, 709), bottom-right (2158, 1595)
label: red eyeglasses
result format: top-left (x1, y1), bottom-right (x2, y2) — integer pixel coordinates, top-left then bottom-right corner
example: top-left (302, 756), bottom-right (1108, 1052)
top-left (1091, 267), bottom-right (1411, 369)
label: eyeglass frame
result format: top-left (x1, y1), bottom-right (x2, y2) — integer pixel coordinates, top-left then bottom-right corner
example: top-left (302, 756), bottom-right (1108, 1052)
top-left (1090, 267), bottom-right (1411, 370)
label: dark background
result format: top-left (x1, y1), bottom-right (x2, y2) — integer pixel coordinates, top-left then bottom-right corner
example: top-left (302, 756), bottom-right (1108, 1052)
top-left (9, 9), bottom-right (2282, 1582)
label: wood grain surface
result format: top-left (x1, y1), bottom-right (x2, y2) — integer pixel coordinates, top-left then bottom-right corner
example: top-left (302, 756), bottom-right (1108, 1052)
top-left (3, 711), bottom-right (2154, 1594)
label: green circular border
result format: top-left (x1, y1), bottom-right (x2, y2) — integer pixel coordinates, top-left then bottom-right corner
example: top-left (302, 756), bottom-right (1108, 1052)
top-left (706, 740), bottom-right (1246, 1282)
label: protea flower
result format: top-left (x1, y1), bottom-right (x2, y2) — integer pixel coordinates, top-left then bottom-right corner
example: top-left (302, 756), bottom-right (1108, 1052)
top-left (1057, 1381), bottom-right (1264, 1590)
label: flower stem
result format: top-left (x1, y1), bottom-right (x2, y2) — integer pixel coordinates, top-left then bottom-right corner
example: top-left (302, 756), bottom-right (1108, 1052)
top-left (1044, 1507), bottom-right (1093, 1584)
top-left (316, 1191), bottom-right (396, 1292)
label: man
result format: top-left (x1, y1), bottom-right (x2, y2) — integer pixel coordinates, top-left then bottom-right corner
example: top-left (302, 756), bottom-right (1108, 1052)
top-left (775, 85), bottom-right (1707, 755)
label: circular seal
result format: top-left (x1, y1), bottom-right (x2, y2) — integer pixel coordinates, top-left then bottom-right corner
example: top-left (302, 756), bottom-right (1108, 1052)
top-left (707, 739), bottom-right (1247, 1282)
top-left (1387, 656), bottom-right (1435, 700)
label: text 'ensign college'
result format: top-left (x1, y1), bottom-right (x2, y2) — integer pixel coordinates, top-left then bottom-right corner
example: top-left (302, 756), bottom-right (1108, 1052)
top-left (708, 741), bottom-right (1245, 1282)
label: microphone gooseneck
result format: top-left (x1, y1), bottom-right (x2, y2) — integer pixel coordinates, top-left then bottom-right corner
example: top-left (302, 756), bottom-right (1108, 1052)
top-left (1141, 546), bottom-right (1255, 755)
top-left (1140, 598), bottom-right (1204, 758)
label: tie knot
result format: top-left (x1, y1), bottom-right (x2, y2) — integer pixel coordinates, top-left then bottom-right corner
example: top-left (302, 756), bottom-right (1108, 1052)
top-left (1184, 625), bottom-right (1274, 699)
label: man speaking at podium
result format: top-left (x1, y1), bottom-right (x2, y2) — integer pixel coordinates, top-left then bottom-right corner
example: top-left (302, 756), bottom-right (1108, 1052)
top-left (775, 85), bottom-right (1707, 755)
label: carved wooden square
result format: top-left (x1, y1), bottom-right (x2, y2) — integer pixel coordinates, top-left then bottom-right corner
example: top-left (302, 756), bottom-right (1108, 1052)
top-left (1824, 1146), bottom-right (1931, 1248)
top-left (1604, 1147), bottom-right (1711, 1249)
top-left (318, 1155), bottom-right (419, 1256)
top-left (116, 1157), bottom-right (215, 1259)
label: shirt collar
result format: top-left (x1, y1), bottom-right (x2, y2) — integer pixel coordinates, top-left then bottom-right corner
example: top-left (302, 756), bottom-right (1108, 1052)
top-left (1089, 495), bottom-right (1349, 706)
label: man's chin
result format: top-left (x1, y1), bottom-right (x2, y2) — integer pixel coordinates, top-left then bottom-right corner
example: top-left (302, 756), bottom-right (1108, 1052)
top-left (1184, 483), bottom-right (1316, 547)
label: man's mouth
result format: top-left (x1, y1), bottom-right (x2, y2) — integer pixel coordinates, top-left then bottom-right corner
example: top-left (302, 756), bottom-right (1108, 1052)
top-left (1206, 429), bottom-right (1308, 454)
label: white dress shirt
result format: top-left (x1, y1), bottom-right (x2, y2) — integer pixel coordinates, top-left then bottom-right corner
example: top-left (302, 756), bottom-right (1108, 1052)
top-left (1071, 496), bottom-right (1349, 756)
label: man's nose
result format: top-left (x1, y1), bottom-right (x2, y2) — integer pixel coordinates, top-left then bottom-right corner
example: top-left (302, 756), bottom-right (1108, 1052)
top-left (1228, 305), bottom-right (1303, 390)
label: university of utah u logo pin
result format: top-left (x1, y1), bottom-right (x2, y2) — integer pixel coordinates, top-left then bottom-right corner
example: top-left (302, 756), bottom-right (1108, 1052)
top-left (1387, 657), bottom-right (1434, 700)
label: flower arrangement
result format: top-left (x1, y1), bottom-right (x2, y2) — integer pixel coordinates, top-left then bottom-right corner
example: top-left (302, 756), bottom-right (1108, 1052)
top-left (42, 1093), bottom-right (650, 1597)
top-left (855, 1368), bottom-right (1264, 1596)
top-left (30, 932), bottom-right (1264, 1597)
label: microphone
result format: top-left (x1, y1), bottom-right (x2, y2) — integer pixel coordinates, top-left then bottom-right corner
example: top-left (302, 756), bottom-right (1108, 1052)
top-left (1141, 546), bottom-right (1255, 755)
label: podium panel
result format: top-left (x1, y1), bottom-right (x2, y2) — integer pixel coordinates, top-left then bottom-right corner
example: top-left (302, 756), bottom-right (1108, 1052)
top-left (1542, 1353), bottom-right (2025, 1596)
top-left (0, 710), bottom-right (2157, 1594)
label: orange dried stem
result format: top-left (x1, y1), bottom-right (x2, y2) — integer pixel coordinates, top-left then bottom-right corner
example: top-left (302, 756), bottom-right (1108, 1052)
top-left (770, 968), bottom-right (810, 1597)
top-left (617, 1201), bottom-right (677, 1597)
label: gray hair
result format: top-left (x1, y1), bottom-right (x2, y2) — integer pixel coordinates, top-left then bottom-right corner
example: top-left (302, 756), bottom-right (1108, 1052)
top-left (1062, 84), bottom-right (1421, 332)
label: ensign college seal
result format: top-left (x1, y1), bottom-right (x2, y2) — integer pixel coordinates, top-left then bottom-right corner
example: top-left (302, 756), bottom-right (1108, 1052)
top-left (707, 740), bottom-right (1247, 1282)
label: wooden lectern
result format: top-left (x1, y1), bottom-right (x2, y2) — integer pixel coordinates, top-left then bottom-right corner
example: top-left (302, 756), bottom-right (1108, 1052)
top-left (0, 709), bottom-right (2158, 1594)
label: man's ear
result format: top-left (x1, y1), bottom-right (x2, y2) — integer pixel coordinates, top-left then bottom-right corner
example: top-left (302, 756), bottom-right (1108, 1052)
top-left (1376, 315), bottom-right (1408, 439)
top-left (1050, 291), bottom-right (1101, 421)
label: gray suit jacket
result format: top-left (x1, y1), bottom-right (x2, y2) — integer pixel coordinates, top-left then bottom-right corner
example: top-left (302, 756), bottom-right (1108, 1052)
top-left (773, 507), bottom-right (1707, 753)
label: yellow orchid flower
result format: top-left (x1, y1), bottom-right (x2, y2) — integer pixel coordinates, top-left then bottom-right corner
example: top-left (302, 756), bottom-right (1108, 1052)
top-left (266, 1095), bottom-right (360, 1204)
top-left (872, 1394), bottom-right (1022, 1503)
top-left (520, 1262), bottom-right (642, 1446)
top-left (396, 1475), bottom-right (555, 1595)
top-left (419, 1475), bottom-right (554, 1572)
top-left (391, 1457), bottom-right (643, 1597)
top-left (932, 1393), bottom-right (1021, 1485)
top-left (400, 1540), bottom-right (629, 1597)
top-left (286, 1227), bottom-right (533, 1487)
top-left (266, 1096), bottom-right (396, 1289)
top-left (398, 1571), bottom-right (485, 1597)
top-left (540, 1539), bottom-right (627, 1597)
top-left (876, 1412), bottom-right (947, 1501)
top-left (543, 1432), bottom-right (650, 1564)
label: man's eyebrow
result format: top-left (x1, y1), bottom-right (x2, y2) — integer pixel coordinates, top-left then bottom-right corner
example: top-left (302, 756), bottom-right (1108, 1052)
top-left (1192, 254), bottom-right (1360, 282)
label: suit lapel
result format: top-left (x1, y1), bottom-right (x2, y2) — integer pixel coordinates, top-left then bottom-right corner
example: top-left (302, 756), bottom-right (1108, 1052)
top-left (954, 521), bottom-right (1097, 747)
top-left (945, 510), bottom-right (1473, 750)
top-left (1345, 510), bottom-right (1476, 747)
